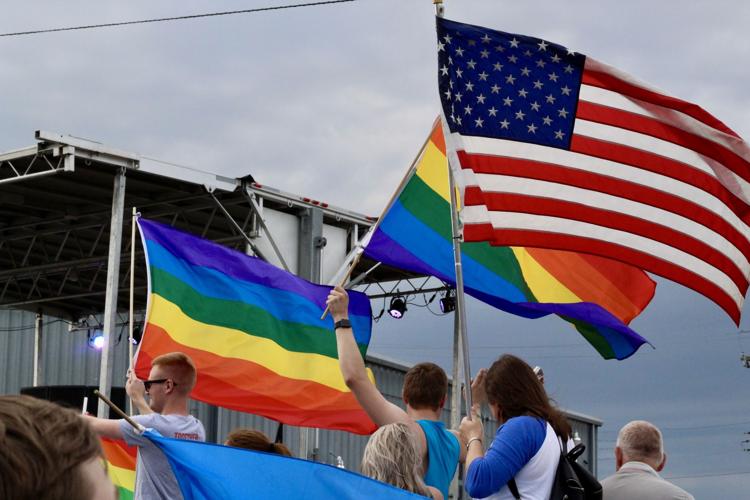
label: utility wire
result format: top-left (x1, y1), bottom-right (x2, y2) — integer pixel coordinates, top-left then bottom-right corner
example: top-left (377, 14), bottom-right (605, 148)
top-left (664, 470), bottom-right (750, 480)
top-left (0, 0), bottom-right (355, 38)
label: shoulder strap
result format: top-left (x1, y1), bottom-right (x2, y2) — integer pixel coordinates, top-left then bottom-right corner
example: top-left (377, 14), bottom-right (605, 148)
top-left (507, 478), bottom-right (521, 500)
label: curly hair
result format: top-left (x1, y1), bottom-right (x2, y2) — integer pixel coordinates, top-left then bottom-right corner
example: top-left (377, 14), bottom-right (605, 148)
top-left (360, 423), bottom-right (431, 496)
top-left (0, 395), bottom-right (105, 500)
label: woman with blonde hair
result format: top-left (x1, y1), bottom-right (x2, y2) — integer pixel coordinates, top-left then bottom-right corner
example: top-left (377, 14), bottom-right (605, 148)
top-left (361, 422), bottom-right (443, 499)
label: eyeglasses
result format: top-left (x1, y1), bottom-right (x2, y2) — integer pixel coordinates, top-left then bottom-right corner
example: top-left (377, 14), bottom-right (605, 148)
top-left (143, 379), bottom-right (176, 391)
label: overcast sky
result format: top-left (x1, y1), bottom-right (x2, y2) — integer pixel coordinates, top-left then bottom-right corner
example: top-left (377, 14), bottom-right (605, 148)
top-left (2, 1), bottom-right (749, 497)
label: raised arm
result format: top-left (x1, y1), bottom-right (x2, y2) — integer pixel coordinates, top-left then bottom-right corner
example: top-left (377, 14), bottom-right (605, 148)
top-left (126, 368), bottom-right (153, 415)
top-left (327, 286), bottom-right (412, 428)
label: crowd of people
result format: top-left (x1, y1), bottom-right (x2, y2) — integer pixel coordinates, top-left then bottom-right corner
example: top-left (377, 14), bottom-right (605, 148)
top-left (0, 285), bottom-right (695, 499)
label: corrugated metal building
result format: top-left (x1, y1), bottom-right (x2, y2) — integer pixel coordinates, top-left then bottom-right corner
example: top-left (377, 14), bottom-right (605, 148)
top-left (0, 309), bottom-right (601, 484)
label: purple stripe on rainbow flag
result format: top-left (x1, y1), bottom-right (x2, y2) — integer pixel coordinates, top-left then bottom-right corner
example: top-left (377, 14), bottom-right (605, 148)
top-left (138, 218), bottom-right (371, 317)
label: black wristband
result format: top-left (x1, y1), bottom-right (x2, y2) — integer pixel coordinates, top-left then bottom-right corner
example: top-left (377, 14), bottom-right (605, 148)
top-left (334, 319), bottom-right (352, 330)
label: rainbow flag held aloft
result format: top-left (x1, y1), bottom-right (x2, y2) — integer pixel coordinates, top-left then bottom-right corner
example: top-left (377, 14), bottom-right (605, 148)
top-left (363, 119), bottom-right (656, 360)
top-left (135, 218), bottom-right (377, 434)
top-left (101, 438), bottom-right (136, 500)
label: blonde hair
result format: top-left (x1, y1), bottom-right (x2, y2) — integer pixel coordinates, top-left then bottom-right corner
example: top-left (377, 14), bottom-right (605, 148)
top-left (152, 352), bottom-right (197, 394)
top-left (360, 423), bottom-right (430, 496)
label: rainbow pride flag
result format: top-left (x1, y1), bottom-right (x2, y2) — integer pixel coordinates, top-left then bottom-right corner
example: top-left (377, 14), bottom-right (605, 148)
top-left (101, 438), bottom-right (136, 500)
top-left (135, 218), bottom-right (377, 434)
top-left (363, 119), bottom-right (656, 360)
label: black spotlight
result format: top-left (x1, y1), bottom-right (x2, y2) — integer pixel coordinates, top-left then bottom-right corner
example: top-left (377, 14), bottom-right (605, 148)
top-left (388, 296), bottom-right (407, 319)
top-left (439, 290), bottom-right (456, 313)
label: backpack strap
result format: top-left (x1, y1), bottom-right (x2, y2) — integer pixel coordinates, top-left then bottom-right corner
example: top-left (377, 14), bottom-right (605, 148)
top-left (507, 478), bottom-right (521, 500)
top-left (506, 429), bottom-right (570, 499)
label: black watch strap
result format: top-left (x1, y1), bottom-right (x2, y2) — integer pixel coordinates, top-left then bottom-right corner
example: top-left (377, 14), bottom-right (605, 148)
top-left (334, 319), bottom-right (352, 330)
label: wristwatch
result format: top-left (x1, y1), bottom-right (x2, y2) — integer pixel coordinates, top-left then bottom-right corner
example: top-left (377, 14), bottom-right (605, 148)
top-left (334, 319), bottom-right (352, 330)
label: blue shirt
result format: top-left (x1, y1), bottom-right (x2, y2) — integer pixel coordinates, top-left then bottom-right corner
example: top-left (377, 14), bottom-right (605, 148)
top-left (465, 416), bottom-right (559, 499)
top-left (417, 419), bottom-right (461, 499)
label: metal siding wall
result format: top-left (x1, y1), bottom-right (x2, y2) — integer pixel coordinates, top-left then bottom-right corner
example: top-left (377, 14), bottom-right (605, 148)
top-left (251, 209), bottom-right (300, 274)
top-left (1, 310), bottom-right (131, 394)
top-left (0, 310), bottom-right (600, 478)
top-left (0, 309), bottom-right (35, 393)
top-left (320, 224), bottom-right (349, 284)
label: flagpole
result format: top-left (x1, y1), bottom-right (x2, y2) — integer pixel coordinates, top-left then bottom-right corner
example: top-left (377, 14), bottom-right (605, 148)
top-left (320, 119), bottom-right (439, 319)
top-left (447, 154), bottom-right (473, 414)
top-left (129, 207), bottom-right (137, 365)
top-left (435, 0), bottom-right (473, 416)
top-left (128, 207), bottom-right (137, 416)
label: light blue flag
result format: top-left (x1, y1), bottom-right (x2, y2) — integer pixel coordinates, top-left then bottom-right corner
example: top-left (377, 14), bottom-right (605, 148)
top-left (145, 431), bottom-right (428, 499)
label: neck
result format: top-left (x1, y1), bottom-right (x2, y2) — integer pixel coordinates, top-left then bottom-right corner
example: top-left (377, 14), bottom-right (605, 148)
top-left (159, 397), bottom-right (190, 416)
top-left (407, 407), bottom-right (441, 421)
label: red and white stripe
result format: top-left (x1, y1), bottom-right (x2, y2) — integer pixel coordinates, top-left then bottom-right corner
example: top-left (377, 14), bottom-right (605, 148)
top-left (450, 58), bottom-right (750, 322)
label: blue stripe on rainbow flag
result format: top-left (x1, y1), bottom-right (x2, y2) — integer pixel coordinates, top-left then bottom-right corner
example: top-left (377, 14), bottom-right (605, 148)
top-left (146, 432), bottom-right (427, 500)
top-left (144, 238), bottom-right (371, 345)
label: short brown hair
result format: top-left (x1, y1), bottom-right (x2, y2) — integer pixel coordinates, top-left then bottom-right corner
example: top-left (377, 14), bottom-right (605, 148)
top-left (0, 395), bottom-right (104, 499)
top-left (402, 362), bottom-right (448, 411)
top-left (225, 429), bottom-right (292, 457)
top-left (152, 352), bottom-right (197, 394)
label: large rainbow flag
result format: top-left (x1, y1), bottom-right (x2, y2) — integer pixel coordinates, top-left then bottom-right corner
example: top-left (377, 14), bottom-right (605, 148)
top-left (145, 431), bottom-right (426, 499)
top-left (135, 218), bottom-right (377, 434)
top-left (101, 438), bottom-right (136, 500)
top-left (363, 119), bottom-right (656, 360)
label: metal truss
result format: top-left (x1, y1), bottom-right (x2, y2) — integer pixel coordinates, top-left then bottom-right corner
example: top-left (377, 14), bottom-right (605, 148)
top-left (0, 186), bottom-right (256, 318)
top-left (0, 145), bottom-right (73, 185)
top-left (354, 275), bottom-right (453, 319)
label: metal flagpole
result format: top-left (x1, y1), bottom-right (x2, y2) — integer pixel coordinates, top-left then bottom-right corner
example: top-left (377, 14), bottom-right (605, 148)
top-left (434, 0), bottom-right (473, 414)
top-left (128, 207), bottom-right (137, 415)
top-left (447, 157), bottom-right (473, 413)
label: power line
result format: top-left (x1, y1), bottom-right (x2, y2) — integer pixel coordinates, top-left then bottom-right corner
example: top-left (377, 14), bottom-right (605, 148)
top-left (0, 1), bottom-right (356, 38)
top-left (0, 319), bottom-right (70, 332)
top-left (664, 470), bottom-right (750, 480)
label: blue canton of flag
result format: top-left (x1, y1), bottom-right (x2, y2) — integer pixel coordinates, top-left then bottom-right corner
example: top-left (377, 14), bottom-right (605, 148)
top-left (436, 17), bottom-right (586, 149)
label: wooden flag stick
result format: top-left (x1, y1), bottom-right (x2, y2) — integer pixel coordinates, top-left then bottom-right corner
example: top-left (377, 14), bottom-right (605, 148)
top-left (93, 390), bottom-right (145, 432)
top-left (319, 254), bottom-right (363, 319)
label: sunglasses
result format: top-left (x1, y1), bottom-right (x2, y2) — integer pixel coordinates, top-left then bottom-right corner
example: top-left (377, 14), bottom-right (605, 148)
top-left (143, 378), bottom-right (176, 391)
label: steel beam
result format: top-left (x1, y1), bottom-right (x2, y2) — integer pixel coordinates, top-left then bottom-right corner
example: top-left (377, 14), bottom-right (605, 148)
top-left (97, 169), bottom-right (127, 418)
top-left (32, 313), bottom-right (43, 386)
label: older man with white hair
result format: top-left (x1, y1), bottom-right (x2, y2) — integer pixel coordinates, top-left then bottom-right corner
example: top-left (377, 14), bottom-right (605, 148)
top-left (602, 420), bottom-right (694, 500)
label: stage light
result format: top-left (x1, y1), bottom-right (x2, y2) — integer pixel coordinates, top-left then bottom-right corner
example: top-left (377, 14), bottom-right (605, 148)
top-left (88, 330), bottom-right (105, 350)
top-left (439, 290), bottom-right (456, 313)
top-left (388, 296), bottom-right (407, 319)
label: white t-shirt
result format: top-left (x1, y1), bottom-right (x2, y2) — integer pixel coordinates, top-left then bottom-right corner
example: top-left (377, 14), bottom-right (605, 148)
top-left (465, 417), bottom-right (561, 500)
top-left (120, 413), bottom-right (205, 500)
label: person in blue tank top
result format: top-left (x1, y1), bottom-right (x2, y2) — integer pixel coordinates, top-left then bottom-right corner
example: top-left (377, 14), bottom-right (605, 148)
top-left (327, 287), bottom-right (466, 500)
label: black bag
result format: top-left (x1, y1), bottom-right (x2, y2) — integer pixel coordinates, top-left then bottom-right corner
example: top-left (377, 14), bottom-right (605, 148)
top-left (507, 441), bottom-right (602, 500)
top-left (561, 443), bottom-right (602, 500)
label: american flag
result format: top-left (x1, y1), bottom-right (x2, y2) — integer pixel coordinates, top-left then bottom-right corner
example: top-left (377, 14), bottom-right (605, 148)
top-left (436, 17), bottom-right (750, 323)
